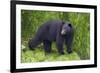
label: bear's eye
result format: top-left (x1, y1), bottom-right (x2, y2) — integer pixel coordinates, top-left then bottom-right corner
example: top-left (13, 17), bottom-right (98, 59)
top-left (68, 24), bottom-right (72, 27)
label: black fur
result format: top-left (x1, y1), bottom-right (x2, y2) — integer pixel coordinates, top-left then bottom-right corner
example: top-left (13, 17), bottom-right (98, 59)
top-left (28, 20), bottom-right (74, 54)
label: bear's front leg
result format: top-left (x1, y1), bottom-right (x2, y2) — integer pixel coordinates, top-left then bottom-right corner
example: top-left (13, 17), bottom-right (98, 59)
top-left (43, 40), bottom-right (51, 55)
top-left (56, 36), bottom-right (65, 55)
top-left (65, 34), bottom-right (73, 54)
top-left (56, 42), bottom-right (65, 55)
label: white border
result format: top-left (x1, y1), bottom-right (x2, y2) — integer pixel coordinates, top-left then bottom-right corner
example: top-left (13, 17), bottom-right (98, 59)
top-left (16, 4), bottom-right (94, 69)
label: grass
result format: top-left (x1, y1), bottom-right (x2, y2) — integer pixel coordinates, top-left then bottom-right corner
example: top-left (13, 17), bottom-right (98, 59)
top-left (21, 47), bottom-right (80, 63)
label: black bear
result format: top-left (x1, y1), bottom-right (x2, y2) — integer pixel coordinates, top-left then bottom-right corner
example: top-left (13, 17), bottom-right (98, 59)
top-left (28, 20), bottom-right (74, 55)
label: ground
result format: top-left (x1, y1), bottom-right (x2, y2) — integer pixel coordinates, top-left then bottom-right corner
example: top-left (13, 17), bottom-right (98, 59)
top-left (21, 44), bottom-right (80, 63)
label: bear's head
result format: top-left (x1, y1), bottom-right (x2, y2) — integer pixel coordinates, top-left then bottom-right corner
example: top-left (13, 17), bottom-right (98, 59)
top-left (61, 22), bottom-right (72, 35)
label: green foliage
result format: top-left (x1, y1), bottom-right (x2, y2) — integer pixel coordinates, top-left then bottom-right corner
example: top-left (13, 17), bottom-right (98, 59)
top-left (21, 10), bottom-right (90, 63)
top-left (68, 13), bottom-right (90, 59)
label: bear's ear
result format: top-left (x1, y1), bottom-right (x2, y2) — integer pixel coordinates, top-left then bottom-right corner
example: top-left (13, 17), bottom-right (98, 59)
top-left (62, 21), bottom-right (65, 24)
top-left (68, 23), bottom-right (72, 27)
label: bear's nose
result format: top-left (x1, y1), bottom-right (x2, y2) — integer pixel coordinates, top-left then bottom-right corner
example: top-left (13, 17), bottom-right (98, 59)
top-left (61, 30), bottom-right (66, 35)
